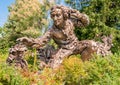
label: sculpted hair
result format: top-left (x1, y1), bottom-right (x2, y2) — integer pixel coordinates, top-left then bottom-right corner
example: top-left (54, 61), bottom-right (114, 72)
top-left (50, 5), bottom-right (70, 20)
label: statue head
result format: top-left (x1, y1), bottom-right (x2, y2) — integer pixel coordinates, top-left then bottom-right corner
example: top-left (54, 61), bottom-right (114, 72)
top-left (50, 5), bottom-right (70, 26)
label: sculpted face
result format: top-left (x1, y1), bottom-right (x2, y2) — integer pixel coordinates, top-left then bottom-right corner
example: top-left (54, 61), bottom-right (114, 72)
top-left (51, 8), bottom-right (64, 27)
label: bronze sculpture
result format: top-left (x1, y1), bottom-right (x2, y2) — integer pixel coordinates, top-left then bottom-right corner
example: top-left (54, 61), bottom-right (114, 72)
top-left (6, 43), bottom-right (28, 69)
top-left (7, 5), bottom-right (112, 69)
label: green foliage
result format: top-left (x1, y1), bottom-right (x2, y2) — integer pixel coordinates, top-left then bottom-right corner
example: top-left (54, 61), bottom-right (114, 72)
top-left (62, 56), bottom-right (87, 85)
top-left (0, 27), bottom-right (10, 53)
top-left (6, 0), bottom-right (45, 37)
top-left (0, 62), bottom-right (30, 85)
top-left (0, 50), bottom-right (120, 85)
top-left (66, 0), bottom-right (120, 53)
top-left (0, 0), bottom-right (54, 49)
top-left (82, 54), bottom-right (120, 85)
top-left (60, 54), bottom-right (120, 85)
top-left (34, 53), bottom-right (120, 85)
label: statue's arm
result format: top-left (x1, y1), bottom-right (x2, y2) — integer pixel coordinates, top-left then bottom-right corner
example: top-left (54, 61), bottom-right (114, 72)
top-left (70, 9), bottom-right (89, 27)
top-left (33, 29), bottom-right (52, 48)
top-left (17, 29), bottom-right (52, 48)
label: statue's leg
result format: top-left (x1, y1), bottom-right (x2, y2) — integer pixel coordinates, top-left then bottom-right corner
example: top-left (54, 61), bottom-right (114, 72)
top-left (48, 48), bottom-right (73, 69)
top-left (37, 45), bottom-right (56, 69)
top-left (76, 40), bottom-right (97, 61)
top-left (80, 47), bottom-right (96, 61)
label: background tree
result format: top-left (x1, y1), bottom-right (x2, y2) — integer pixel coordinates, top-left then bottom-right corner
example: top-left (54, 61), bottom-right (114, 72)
top-left (66, 0), bottom-right (120, 52)
top-left (0, 0), bottom-right (54, 49)
top-left (0, 26), bottom-right (9, 52)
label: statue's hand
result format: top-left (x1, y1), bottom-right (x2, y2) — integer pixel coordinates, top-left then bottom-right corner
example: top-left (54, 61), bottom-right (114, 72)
top-left (17, 37), bottom-right (29, 43)
top-left (16, 37), bottom-right (33, 46)
top-left (70, 9), bottom-right (81, 18)
top-left (32, 44), bottom-right (41, 49)
top-left (17, 37), bottom-right (44, 48)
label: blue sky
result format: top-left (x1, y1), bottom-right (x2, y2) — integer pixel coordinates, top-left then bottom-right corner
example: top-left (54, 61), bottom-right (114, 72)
top-left (0, 0), bottom-right (15, 27)
top-left (0, 0), bottom-right (68, 27)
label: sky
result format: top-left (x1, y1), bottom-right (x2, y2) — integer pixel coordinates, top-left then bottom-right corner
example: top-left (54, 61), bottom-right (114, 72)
top-left (0, 0), bottom-right (15, 27)
top-left (0, 0), bottom-right (68, 27)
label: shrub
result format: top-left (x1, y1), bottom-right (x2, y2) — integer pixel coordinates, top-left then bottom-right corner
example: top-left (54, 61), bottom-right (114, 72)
top-left (62, 56), bottom-right (87, 85)
top-left (0, 62), bottom-right (30, 85)
top-left (0, 50), bottom-right (120, 85)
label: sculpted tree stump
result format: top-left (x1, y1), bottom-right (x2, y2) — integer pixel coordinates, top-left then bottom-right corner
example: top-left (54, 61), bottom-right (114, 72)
top-left (6, 43), bottom-right (28, 70)
top-left (7, 5), bottom-right (113, 69)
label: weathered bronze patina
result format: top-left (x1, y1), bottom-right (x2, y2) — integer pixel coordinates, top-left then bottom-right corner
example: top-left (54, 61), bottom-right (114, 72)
top-left (6, 43), bottom-right (28, 69)
top-left (7, 5), bottom-right (112, 69)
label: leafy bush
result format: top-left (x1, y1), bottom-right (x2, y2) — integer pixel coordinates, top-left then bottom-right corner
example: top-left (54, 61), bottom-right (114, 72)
top-left (0, 50), bottom-right (120, 85)
top-left (0, 62), bottom-right (30, 85)
top-left (54, 53), bottom-right (120, 85)
top-left (62, 56), bottom-right (87, 85)
top-left (82, 53), bottom-right (120, 85)
top-left (66, 0), bottom-right (120, 53)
